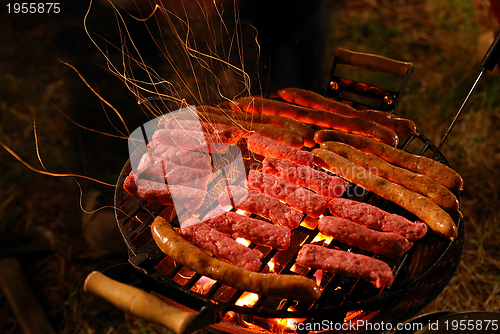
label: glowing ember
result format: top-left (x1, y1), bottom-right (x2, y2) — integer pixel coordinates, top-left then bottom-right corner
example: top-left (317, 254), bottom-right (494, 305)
top-left (313, 270), bottom-right (323, 285)
top-left (192, 276), bottom-right (217, 294)
top-left (235, 237), bottom-right (251, 247)
top-left (177, 267), bottom-right (195, 280)
top-left (312, 232), bottom-right (334, 246)
top-left (268, 259), bottom-right (276, 272)
top-left (273, 307), bottom-right (306, 332)
top-left (235, 209), bottom-right (249, 216)
top-left (235, 292), bottom-right (260, 307)
top-left (300, 216), bottom-right (318, 230)
top-left (344, 310), bottom-right (364, 322)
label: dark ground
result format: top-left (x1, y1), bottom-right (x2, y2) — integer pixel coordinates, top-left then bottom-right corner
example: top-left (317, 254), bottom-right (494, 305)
top-left (0, 1), bottom-right (499, 333)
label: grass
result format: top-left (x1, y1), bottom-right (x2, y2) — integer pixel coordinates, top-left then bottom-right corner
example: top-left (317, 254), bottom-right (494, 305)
top-left (1, 0), bottom-right (500, 333)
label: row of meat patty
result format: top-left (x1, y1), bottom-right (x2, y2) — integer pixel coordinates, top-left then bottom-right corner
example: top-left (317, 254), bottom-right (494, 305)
top-left (124, 110), bottom-right (430, 290)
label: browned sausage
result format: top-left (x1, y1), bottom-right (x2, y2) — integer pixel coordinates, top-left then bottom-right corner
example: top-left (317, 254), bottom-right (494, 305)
top-left (320, 141), bottom-right (459, 211)
top-left (198, 105), bottom-right (316, 147)
top-left (278, 87), bottom-right (418, 138)
top-left (314, 129), bottom-right (464, 192)
top-left (151, 216), bottom-right (321, 301)
top-left (234, 96), bottom-right (399, 147)
top-left (194, 107), bottom-right (304, 149)
top-left (312, 148), bottom-right (458, 240)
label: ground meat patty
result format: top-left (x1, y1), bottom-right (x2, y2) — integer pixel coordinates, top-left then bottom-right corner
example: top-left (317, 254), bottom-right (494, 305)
top-left (218, 186), bottom-right (303, 229)
top-left (179, 220), bottom-right (263, 272)
top-left (318, 216), bottom-right (413, 259)
top-left (136, 153), bottom-right (212, 190)
top-left (147, 141), bottom-right (212, 170)
top-left (202, 209), bottom-right (291, 249)
top-left (246, 170), bottom-right (326, 218)
top-left (162, 118), bottom-right (246, 143)
top-left (123, 172), bottom-right (205, 211)
top-left (328, 198), bottom-right (428, 241)
top-left (262, 157), bottom-right (347, 198)
top-left (296, 244), bottom-right (394, 288)
top-left (247, 133), bottom-right (313, 166)
top-left (152, 127), bottom-right (242, 153)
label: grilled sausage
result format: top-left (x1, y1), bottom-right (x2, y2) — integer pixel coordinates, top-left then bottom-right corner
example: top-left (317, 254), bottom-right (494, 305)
top-left (318, 216), bottom-right (413, 259)
top-left (246, 170), bottom-right (327, 218)
top-left (296, 244), bottom-right (394, 289)
top-left (328, 198), bottom-right (428, 242)
top-left (151, 216), bottom-right (321, 301)
top-left (247, 133), bottom-right (314, 167)
top-left (152, 128), bottom-right (239, 153)
top-left (234, 96), bottom-right (399, 147)
top-left (320, 141), bottom-right (459, 211)
top-left (202, 209), bottom-right (291, 250)
top-left (198, 105), bottom-right (316, 147)
top-left (262, 157), bottom-right (348, 199)
top-left (314, 129), bottom-right (464, 192)
top-left (123, 172), bottom-right (206, 211)
top-left (179, 221), bottom-right (264, 271)
top-left (278, 87), bottom-right (418, 138)
top-left (218, 186), bottom-right (303, 229)
top-left (147, 141), bottom-right (212, 170)
top-left (312, 148), bottom-right (458, 240)
top-left (195, 107), bottom-right (305, 149)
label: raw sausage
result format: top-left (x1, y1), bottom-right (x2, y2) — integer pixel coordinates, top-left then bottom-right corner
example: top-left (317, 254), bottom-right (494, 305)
top-left (151, 216), bottom-right (321, 301)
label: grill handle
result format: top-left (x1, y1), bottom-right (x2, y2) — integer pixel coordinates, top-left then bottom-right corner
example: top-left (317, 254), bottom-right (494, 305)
top-left (335, 48), bottom-right (413, 77)
top-left (84, 271), bottom-right (201, 334)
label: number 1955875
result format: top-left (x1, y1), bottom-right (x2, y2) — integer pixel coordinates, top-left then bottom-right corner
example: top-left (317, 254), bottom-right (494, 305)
top-left (6, 2), bottom-right (61, 14)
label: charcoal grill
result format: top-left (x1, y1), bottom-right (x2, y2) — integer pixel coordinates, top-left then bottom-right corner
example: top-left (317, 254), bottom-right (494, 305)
top-left (84, 49), bottom-right (464, 334)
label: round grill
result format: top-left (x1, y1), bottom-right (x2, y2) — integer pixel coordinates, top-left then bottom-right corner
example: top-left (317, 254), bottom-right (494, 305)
top-left (113, 131), bottom-right (463, 324)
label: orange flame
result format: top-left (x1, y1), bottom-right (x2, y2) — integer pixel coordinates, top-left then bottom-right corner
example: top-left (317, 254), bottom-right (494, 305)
top-left (268, 259), bottom-right (276, 273)
top-left (235, 292), bottom-right (260, 307)
top-left (235, 237), bottom-right (251, 247)
top-left (313, 270), bottom-right (323, 285)
top-left (192, 276), bottom-right (217, 295)
top-left (312, 232), bottom-right (334, 246)
top-left (236, 209), bottom-right (249, 216)
top-left (344, 310), bottom-right (364, 322)
top-left (272, 307), bottom-right (306, 332)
